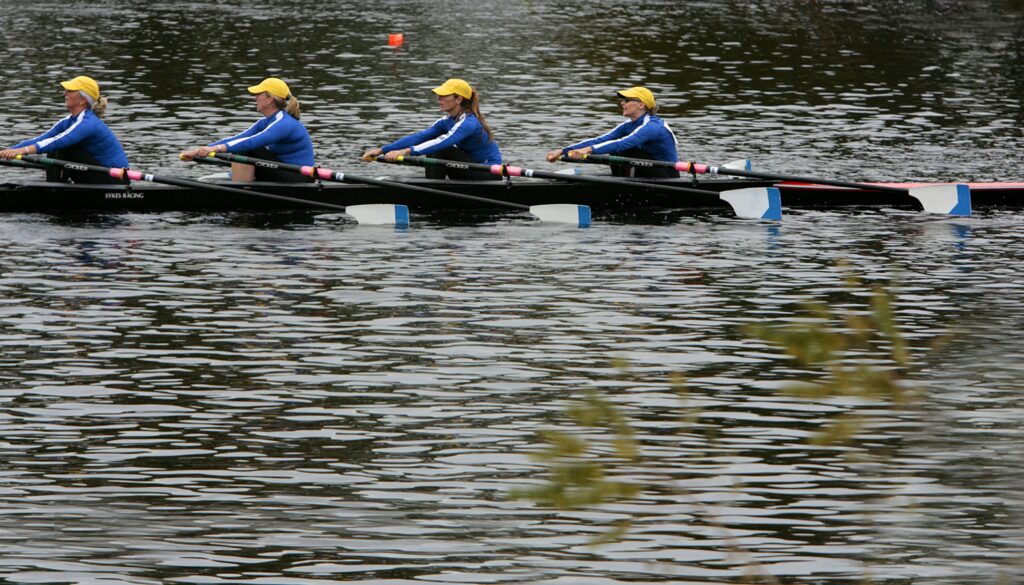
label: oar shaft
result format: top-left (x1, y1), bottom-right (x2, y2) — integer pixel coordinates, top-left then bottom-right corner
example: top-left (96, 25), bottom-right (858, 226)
top-left (22, 154), bottom-right (352, 212)
top-left (214, 152), bottom-right (531, 211)
top-left (577, 153), bottom-right (910, 194)
top-left (382, 155), bottom-right (725, 200)
top-left (691, 162), bottom-right (910, 194)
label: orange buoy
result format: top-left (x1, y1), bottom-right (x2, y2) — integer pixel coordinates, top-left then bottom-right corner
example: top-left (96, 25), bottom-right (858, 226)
top-left (388, 33), bottom-right (404, 47)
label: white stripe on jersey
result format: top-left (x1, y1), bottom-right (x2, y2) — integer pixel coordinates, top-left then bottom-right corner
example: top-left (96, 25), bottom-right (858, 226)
top-left (414, 113), bottom-right (466, 152)
top-left (592, 114), bottom-right (652, 151)
top-left (36, 113), bottom-right (84, 150)
top-left (663, 120), bottom-right (679, 146)
top-left (226, 111), bottom-right (284, 148)
top-left (579, 119), bottom-right (631, 148)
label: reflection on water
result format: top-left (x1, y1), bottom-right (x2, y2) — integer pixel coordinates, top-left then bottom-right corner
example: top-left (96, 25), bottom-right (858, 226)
top-left (1, 1), bottom-right (1024, 583)
top-left (0, 210), bottom-right (1022, 584)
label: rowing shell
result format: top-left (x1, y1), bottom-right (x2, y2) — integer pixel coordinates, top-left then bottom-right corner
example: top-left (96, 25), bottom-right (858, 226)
top-left (1, 176), bottom-right (1022, 214)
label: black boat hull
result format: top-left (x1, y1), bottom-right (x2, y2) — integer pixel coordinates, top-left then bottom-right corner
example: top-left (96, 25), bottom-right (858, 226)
top-left (1, 177), bottom-right (1022, 215)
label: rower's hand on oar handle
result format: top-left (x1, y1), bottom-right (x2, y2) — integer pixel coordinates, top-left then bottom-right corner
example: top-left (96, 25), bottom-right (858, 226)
top-left (545, 149), bottom-right (564, 163)
top-left (361, 147), bottom-right (383, 162)
top-left (197, 145), bottom-right (225, 158)
top-left (383, 149), bottom-right (410, 162)
top-left (181, 145), bottom-right (226, 161)
top-left (0, 146), bottom-right (34, 159)
top-left (564, 147), bottom-right (592, 161)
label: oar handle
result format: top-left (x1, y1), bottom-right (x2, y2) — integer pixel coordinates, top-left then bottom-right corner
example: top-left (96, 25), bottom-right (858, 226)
top-left (190, 154), bottom-right (229, 166)
top-left (212, 152), bottom-right (302, 174)
top-left (570, 153), bottom-right (676, 169)
top-left (212, 152), bottom-right (531, 210)
top-left (0, 157), bottom-right (47, 170)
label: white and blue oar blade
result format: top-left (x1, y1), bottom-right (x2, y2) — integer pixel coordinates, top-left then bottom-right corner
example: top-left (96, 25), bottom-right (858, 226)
top-left (344, 204), bottom-right (411, 227)
top-left (908, 183), bottom-right (971, 217)
top-left (719, 187), bottom-right (782, 221)
top-left (722, 159), bottom-right (752, 171)
top-left (528, 204), bottom-right (592, 227)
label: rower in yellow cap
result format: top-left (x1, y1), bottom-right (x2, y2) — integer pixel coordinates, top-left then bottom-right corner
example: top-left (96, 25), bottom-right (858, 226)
top-left (180, 77), bottom-right (315, 182)
top-left (546, 86), bottom-right (681, 178)
top-left (0, 75), bottom-right (130, 183)
top-left (362, 78), bottom-right (502, 180)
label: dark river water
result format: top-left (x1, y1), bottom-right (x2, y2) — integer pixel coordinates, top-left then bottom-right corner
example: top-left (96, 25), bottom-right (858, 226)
top-left (1, 1), bottom-right (1024, 583)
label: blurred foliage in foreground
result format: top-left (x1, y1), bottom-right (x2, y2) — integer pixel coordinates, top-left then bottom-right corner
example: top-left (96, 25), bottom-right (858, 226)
top-left (511, 271), bottom-right (918, 545)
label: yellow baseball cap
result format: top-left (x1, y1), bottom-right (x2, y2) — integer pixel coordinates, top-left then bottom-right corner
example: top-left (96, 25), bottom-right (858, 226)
top-left (60, 76), bottom-right (100, 101)
top-left (432, 78), bottom-right (473, 100)
top-left (247, 77), bottom-right (291, 100)
top-left (616, 86), bottom-right (656, 109)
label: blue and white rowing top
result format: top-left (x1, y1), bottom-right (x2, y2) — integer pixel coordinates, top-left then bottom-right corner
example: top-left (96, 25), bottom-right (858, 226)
top-left (212, 110), bottom-right (315, 166)
top-left (564, 113), bottom-right (679, 162)
top-left (11, 109), bottom-right (129, 168)
top-left (383, 112), bottom-right (502, 164)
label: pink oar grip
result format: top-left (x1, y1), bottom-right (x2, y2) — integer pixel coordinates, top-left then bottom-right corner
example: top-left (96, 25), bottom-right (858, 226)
top-left (677, 162), bottom-right (709, 174)
top-left (123, 169), bottom-right (146, 181)
top-left (494, 165), bottom-right (524, 177)
top-left (301, 166), bottom-right (338, 180)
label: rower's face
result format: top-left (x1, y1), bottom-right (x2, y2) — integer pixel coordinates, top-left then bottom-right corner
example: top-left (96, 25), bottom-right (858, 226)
top-left (437, 93), bottom-right (461, 114)
top-left (254, 91), bottom-right (275, 114)
top-left (64, 89), bottom-right (86, 112)
top-left (619, 97), bottom-right (645, 119)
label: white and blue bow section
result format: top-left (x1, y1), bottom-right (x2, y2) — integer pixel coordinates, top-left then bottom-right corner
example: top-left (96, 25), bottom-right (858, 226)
top-left (344, 204), bottom-right (411, 227)
top-left (719, 187), bottom-right (783, 221)
top-left (908, 184), bottom-right (972, 217)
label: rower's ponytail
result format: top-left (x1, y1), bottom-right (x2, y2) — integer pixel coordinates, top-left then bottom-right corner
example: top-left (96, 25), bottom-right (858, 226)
top-left (273, 95), bottom-right (302, 120)
top-left (465, 91), bottom-right (494, 143)
top-left (285, 96), bottom-right (301, 120)
top-left (91, 96), bottom-right (109, 118)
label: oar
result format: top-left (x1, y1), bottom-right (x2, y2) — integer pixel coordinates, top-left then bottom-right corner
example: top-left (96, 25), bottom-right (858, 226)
top-left (20, 154), bottom-right (409, 227)
top-left (376, 155), bottom-right (782, 221)
top-left (573, 153), bottom-right (971, 217)
top-left (0, 157), bottom-right (47, 170)
top-left (210, 152), bottom-right (591, 227)
top-left (563, 154), bottom-right (753, 173)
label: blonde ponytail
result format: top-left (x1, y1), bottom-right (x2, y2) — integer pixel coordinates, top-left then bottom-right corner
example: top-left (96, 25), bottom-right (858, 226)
top-left (274, 95), bottom-right (301, 120)
top-left (91, 96), bottom-right (108, 118)
top-left (286, 96), bottom-right (301, 119)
